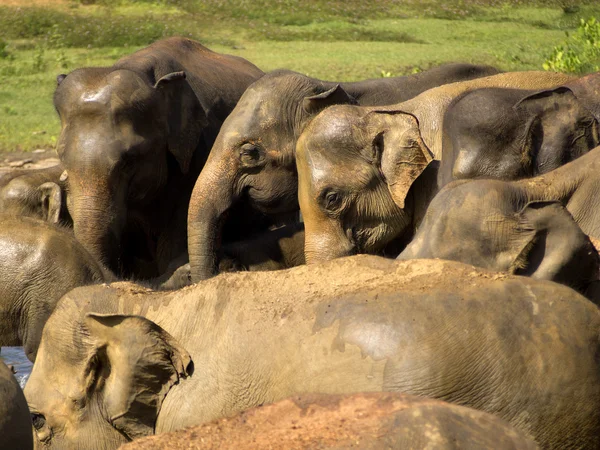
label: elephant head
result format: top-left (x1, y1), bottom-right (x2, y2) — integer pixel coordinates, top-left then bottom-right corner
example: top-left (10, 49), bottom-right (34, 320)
top-left (187, 70), bottom-right (357, 281)
top-left (445, 82), bottom-right (600, 184)
top-left (54, 68), bottom-right (205, 275)
top-left (399, 181), bottom-right (600, 294)
top-left (25, 305), bottom-right (192, 449)
top-left (297, 105), bottom-right (433, 263)
top-left (0, 165), bottom-right (69, 225)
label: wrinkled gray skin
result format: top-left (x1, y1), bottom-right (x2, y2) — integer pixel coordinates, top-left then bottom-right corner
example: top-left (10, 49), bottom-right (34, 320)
top-left (55, 37), bottom-right (263, 279)
top-left (400, 199), bottom-right (600, 297)
top-left (400, 145), bottom-right (600, 298)
top-left (26, 256), bottom-right (600, 449)
top-left (0, 215), bottom-right (111, 362)
top-left (0, 360), bottom-right (33, 450)
top-left (440, 73), bottom-right (600, 186)
top-left (295, 71), bottom-right (574, 264)
top-left (161, 223), bottom-right (305, 289)
top-left (0, 165), bottom-right (70, 225)
top-left (187, 63), bottom-right (502, 281)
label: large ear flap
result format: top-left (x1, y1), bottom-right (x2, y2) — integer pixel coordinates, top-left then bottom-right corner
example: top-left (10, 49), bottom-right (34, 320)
top-left (510, 201), bottom-right (600, 291)
top-left (514, 86), bottom-right (574, 108)
top-left (37, 182), bottom-right (62, 224)
top-left (155, 71), bottom-right (208, 174)
top-left (367, 111), bottom-right (434, 209)
top-left (302, 85), bottom-right (357, 116)
top-left (84, 314), bottom-right (193, 440)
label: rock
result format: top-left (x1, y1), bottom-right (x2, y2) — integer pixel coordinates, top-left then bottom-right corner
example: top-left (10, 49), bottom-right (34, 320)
top-left (8, 159), bottom-right (33, 168)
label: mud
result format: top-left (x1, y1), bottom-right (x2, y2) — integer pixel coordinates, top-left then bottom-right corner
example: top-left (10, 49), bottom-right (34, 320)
top-left (119, 392), bottom-right (538, 450)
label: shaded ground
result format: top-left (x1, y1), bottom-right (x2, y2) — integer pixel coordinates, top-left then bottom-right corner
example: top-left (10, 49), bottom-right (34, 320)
top-left (0, 149), bottom-right (59, 177)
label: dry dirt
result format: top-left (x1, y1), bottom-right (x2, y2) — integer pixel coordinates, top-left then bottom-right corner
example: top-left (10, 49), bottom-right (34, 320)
top-left (0, 150), bottom-right (60, 178)
top-left (119, 393), bottom-right (538, 450)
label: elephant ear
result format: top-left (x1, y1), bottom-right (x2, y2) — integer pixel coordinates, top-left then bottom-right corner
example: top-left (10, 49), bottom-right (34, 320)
top-left (509, 201), bottom-right (599, 290)
top-left (516, 85), bottom-right (600, 149)
top-left (83, 314), bottom-right (193, 440)
top-left (37, 182), bottom-right (62, 224)
top-left (302, 85), bottom-right (357, 116)
top-left (154, 71), bottom-right (208, 174)
top-left (367, 111), bottom-right (434, 209)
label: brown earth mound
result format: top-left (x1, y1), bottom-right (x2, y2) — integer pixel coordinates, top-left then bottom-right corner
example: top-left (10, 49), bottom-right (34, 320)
top-left (119, 392), bottom-right (538, 450)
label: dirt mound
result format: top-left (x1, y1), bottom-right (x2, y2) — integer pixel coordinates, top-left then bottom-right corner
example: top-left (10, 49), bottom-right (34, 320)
top-left (120, 393), bottom-right (538, 450)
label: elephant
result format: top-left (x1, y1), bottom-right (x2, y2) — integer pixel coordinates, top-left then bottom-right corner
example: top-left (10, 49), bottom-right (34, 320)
top-left (440, 72), bottom-right (600, 186)
top-left (120, 393), bottom-right (538, 450)
top-left (0, 360), bottom-right (33, 450)
top-left (0, 164), bottom-right (69, 224)
top-left (25, 256), bottom-right (600, 449)
top-left (158, 223), bottom-right (305, 289)
top-left (54, 37), bottom-right (263, 279)
top-left (187, 62), bottom-right (503, 281)
top-left (399, 199), bottom-right (600, 297)
top-left (0, 215), bottom-right (111, 362)
top-left (219, 222), bottom-right (305, 272)
top-left (295, 71), bottom-right (574, 263)
top-left (399, 145), bottom-right (600, 294)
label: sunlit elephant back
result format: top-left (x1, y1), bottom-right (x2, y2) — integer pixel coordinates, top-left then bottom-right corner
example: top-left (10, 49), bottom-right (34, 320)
top-left (54, 37), bottom-right (263, 278)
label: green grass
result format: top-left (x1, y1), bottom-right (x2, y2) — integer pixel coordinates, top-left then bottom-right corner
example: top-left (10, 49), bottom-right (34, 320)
top-left (0, 0), bottom-right (599, 151)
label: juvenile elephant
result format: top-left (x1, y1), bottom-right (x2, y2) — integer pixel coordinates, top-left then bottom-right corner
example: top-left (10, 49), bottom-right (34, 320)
top-left (440, 73), bottom-right (600, 185)
top-left (295, 71), bottom-right (573, 263)
top-left (399, 200), bottom-right (600, 296)
top-left (55, 37), bottom-right (263, 279)
top-left (121, 393), bottom-right (538, 450)
top-left (26, 256), bottom-right (600, 449)
top-left (0, 164), bottom-right (69, 224)
top-left (187, 63), bottom-right (502, 281)
top-left (400, 145), bottom-right (600, 294)
top-left (0, 360), bottom-right (32, 450)
top-left (0, 215), bottom-right (111, 362)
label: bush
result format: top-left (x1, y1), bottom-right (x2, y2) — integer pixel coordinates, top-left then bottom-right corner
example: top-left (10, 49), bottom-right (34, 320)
top-left (543, 17), bottom-right (600, 73)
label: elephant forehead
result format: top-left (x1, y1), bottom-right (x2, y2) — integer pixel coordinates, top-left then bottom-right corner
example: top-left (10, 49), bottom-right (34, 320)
top-left (66, 71), bottom-right (152, 112)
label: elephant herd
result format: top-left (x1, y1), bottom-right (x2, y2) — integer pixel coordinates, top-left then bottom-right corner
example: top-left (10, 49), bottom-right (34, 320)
top-left (3, 36), bottom-right (600, 449)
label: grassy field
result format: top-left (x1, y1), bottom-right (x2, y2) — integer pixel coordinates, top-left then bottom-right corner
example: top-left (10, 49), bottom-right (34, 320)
top-left (0, 0), bottom-right (599, 152)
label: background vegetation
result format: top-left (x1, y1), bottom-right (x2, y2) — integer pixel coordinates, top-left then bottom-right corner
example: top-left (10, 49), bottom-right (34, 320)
top-left (0, 0), bottom-right (599, 152)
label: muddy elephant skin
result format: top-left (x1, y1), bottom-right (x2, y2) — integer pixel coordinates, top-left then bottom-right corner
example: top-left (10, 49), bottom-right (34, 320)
top-left (440, 73), bottom-right (600, 186)
top-left (295, 71), bottom-right (574, 264)
top-left (187, 63), bottom-right (502, 281)
top-left (0, 215), bottom-right (110, 361)
top-left (25, 256), bottom-right (600, 449)
top-left (399, 200), bottom-right (600, 296)
top-left (400, 144), bottom-right (600, 297)
top-left (54, 37), bottom-right (263, 279)
top-left (119, 393), bottom-right (539, 450)
top-left (0, 164), bottom-right (69, 225)
top-left (0, 360), bottom-right (33, 450)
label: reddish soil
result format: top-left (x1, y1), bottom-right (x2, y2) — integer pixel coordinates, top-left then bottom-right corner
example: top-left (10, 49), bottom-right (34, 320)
top-left (119, 393), bottom-right (538, 450)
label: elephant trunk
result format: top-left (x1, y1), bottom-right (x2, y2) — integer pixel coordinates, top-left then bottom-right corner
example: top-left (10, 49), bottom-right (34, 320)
top-left (303, 220), bottom-right (355, 264)
top-left (188, 156), bottom-right (238, 282)
top-left (70, 185), bottom-right (125, 274)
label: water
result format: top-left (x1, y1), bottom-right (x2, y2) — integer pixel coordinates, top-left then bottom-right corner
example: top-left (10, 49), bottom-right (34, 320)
top-left (0, 347), bottom-right (32, 388)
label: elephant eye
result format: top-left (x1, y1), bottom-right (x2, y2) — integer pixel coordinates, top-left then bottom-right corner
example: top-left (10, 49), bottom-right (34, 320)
top-left (32, 413), bottom-right (46, 431)
top-left (322, 190), bottom-right (342, 212)
top-left (239, 143), bottom-right (264, 166)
